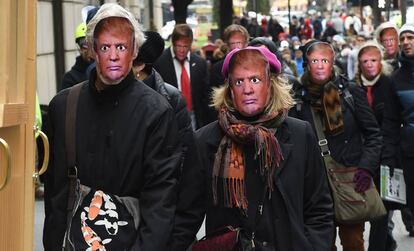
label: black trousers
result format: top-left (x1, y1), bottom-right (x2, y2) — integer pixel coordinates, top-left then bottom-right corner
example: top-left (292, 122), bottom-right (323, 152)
top-left (402, 156), bottom-right (414, 216)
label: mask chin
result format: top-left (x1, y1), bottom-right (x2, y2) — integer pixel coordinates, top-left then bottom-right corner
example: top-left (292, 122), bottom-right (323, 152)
top-left (96, 67), bottom-right (125, 85)
top-left (100, 76), bottom-right (123, 86)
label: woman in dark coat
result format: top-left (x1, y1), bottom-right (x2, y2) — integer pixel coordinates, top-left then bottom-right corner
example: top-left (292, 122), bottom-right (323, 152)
top-left (289, 40), bottom-right (382, 251)
top-left (194, 46), bottom-right (334, 250)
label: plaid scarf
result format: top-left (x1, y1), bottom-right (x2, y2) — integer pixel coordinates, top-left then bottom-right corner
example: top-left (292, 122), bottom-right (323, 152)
top-left (302, 71), bottom-right (344, 135)
top-left (213, 107), bottom-right (286, 210)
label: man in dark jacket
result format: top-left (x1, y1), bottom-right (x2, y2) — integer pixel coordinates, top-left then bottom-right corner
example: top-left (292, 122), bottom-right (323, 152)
top-left (290, 40), bottom-right (382, 251)
top-left (43, 4), bottom-right (181, 250)
top-left (194, 46), bottom-right (334, 250)
top-left (154, 24), bottom-right (210, 129)
top-left (132, 31), bottom-right (205, 250)
top-left (61, 22), bottom-right (93, 90)
top-left (382, 24), bottom-right (414, 234)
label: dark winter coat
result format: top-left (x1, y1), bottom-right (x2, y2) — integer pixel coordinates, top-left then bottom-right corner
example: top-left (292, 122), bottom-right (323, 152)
top-left (143, 69), bottom-right (192, 154)
top-left (382, 53), bottom-right (414, 166)
top-left (43, 69), bottom-right (182, 251)
top-left (195, 117), bottom-right (334, 251)
top-left (289, 75), bottom-right (382, 175)
top-left (61, 56), bottom-right (92, 90)
top-left (359, 75), bottom-right (393, 128)
top-left (358, 74), bottom-right (395, 195)
top-left (142, 69), bottom-right (206, 251)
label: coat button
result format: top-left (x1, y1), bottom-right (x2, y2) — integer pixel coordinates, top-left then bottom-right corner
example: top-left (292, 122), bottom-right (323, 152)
top-left (262, 241), bottom-right (268, 246)
top-left (114, 100), bottom-right (119, 107)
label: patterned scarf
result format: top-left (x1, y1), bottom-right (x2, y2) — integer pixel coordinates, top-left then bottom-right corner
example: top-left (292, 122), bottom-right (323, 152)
top-left (213, 107), bottom-right (287, 210)
top-left (302, 71), bottom-right (344, 135)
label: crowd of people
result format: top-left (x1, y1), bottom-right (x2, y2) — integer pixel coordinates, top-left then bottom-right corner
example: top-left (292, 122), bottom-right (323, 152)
top-left (43, 3), bottom-right (414, 251)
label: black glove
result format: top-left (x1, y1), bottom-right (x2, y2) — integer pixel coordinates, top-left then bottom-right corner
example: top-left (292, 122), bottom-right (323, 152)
top-left (353, 168), bottom-right (372, 193)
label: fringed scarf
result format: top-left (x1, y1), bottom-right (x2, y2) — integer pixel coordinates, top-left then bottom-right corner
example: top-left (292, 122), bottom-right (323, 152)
top-left (302, 71), bottom-right (344, 135)
top-left (212, 107), bottom-right (287, 210)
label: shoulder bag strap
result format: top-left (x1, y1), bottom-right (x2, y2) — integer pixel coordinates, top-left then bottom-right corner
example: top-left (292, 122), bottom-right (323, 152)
top-left (309, 107), bottom-right (331, 159)
top-left (65, 81), bottom-right (85, 227)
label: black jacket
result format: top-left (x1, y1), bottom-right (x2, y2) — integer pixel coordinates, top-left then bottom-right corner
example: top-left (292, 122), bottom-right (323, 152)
top-left (289, 75), bottom-right (382, 175)
top-left (153, 48), bottom-right (211, 129)
top-left (142, 69), bottom-right (205, 250)
top-left (359, 75), bottom-right (393, 128)
top-left (143, 69), bottom-right (193, 153)
top-left (382, 53), bottom-right (414, 165)
top-left (61, 56), bottom-right (92, 90)
top-left (195, 117), bottom-right (334, 251)
top-left (43, 70), bottom-right (182, 250)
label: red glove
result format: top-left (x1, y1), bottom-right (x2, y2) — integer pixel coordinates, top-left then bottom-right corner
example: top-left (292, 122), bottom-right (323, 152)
top-left (353, 168), bottom-right (372, 193)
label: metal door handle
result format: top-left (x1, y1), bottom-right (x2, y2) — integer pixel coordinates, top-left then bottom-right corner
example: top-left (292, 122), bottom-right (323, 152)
top-left (33, 127), bottom-right (49, 181)
top-left (0, 138), bottom-right (11, 191)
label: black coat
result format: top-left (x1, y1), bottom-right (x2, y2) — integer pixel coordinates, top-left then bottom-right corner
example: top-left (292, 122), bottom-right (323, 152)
top-left (290, 76), bottom-right (382, 175)
top-left (359, 75), bottom-right (393, 129)
top-left (195, 117), bottom-right (334, 251)
top-left (142, 69), bottom-right (206, 250)
top-left (154, 48), bottom-right (211, 129)
top-left (61, 56), bottom-right (92, 90)
top-left (382, 53), bottom-right (414, 166)
top-left (143, 69), bottom-right (193, 153)
top-left (43, 70), bottom-right (182, 251)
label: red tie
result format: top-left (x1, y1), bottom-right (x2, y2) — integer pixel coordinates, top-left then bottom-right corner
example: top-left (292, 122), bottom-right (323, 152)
top-left (180, 61), bottom-right (192, 111)
top-left (366, 86), bottom-right (373, 108)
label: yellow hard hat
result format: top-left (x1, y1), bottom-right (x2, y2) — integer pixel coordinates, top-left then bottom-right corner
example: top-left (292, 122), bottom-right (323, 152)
top-left (75, 23), bottom-right (87, 41)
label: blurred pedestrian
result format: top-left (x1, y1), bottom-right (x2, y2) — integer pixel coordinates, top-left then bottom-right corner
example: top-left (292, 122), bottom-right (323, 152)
top-left (154, 24), bottom-right (210, 129)
top-left (61, 23), bottom-right (93, 90)
top-left (375, 22), bottom-right (400, 70)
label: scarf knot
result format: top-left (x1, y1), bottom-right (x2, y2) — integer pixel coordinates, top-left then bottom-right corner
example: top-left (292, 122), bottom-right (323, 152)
top-left (213, 107), bottom-right (286, 210)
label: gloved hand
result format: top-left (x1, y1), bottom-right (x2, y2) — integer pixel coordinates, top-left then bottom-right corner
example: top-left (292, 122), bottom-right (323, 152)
top-left (353, 168), bottom-right (372, 193)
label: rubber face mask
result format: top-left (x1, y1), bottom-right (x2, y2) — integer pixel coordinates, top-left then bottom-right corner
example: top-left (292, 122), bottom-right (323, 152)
top-left (94, 28), bottom-right (135, 86)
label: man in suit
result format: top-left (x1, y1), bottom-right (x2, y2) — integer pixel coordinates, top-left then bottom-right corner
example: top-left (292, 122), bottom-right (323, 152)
top-left (154, 24), bottom-right (209, 129)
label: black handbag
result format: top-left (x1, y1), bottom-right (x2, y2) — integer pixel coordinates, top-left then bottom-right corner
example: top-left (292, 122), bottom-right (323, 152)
top-left (310, 108), bottom-right (386, 224)
top-left (193, 185), bottom-right (274, 251)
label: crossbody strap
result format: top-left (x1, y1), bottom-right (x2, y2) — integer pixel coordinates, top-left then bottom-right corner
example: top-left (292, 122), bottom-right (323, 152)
top-left (309, 107), bottom-right (331, 160)
top-left (65, 81), bottom-right (85, 228)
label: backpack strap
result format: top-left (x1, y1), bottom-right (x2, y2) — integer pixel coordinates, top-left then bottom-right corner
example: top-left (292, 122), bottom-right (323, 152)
top-left (65, 81), bottom-right (85, 230)
top-left (337, 77), bottom-right (355, 113)
top-left (342, 87), bottom-right (355, 113)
